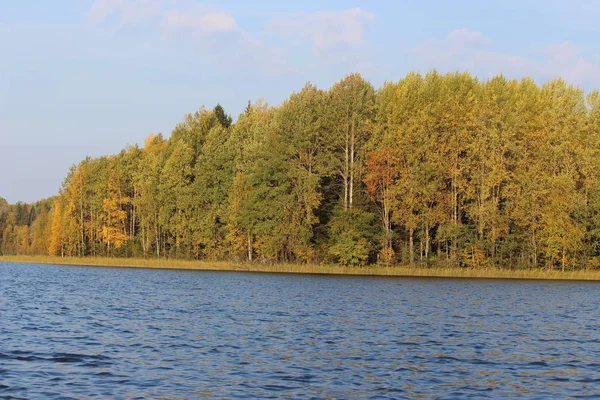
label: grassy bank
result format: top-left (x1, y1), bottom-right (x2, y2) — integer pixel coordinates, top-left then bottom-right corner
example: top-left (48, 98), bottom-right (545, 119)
top-left (2, 255), bottom-right (600, 281)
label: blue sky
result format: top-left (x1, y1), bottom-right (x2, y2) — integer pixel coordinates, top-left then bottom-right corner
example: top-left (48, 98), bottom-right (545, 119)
top-left (1, 0), bottom-right (599, 203)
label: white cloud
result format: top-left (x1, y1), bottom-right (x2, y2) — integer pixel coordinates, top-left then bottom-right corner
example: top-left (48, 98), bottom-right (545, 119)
top-left (88, 3), bottom-right (376, 75)
top-left (160, 9), bottom-right (243, 55)
top-left (445, 29), bottom-right (489, 48)
top-left (162, 10), bottom-right (239, 35)
top-left (538, 43), bottom-right (600, 87)
top-left (89, 2), bottom-right (290, 75)
top-left (159, 8), bottom-right (291, 76)
top-left (415, 29), bottom-right (523, 76)
top-left (414, 29), bottom-right (600, 88)
top-left (89, 0), bottom-right (161, 25)
top-left (272, 8), bottom-right (375, 61)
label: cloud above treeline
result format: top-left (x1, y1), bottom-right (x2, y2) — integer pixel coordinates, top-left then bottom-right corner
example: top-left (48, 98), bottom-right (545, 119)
top-left (415, 28), bottom-right (600, 88)
top-left (88, 0), bottom-right (376, 76)
top-left (271, 8), bottom-right (375, 63)
top-left (88, 1), bottom-right (600, 87)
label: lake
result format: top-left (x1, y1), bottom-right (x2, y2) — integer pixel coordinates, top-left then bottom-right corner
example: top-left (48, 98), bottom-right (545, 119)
top-left (1, 262), bottom-right (599, 398)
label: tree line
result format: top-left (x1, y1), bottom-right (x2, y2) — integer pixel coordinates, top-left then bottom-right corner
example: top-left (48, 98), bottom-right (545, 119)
top-left (2, 71), bottom-right (600, 270)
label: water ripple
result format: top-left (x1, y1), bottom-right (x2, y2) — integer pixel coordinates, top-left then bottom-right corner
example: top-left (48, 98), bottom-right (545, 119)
top-left (1, 262), bottom-right (600, 398)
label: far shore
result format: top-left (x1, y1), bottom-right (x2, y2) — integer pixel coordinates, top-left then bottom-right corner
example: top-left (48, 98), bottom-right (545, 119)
top-left (2, 255), bottom-right (600, 281)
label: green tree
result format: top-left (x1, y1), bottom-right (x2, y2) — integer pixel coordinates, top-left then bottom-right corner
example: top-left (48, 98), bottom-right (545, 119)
top-left (192, 125), bottom-right (235, 258)
top-left (214, 103), bottom-right (233, 128)
top-left (160, 140), bottom-right (195, 258)
top-left (326, 74), bottom-right (375, 211)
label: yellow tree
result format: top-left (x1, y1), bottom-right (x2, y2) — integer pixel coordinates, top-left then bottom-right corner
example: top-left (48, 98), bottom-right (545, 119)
top-left (102, 164), bottom-right (131, 253)
top-left (15, 225), bottom-right (30, 255)
top-left (580, 90), bottom-right (600, 268)
top-left (30, 206), bottom-right (50, 254)
top-left (436, 72), bottom-right (480, 266)
top-left (48, 199), bottom-right (64, 256)
top-left (464, 76), bottom-right (515, 262)
top-left (59, 165), bottom-right (86, 256)
top-left (537, 80), bottom-right (586, 270)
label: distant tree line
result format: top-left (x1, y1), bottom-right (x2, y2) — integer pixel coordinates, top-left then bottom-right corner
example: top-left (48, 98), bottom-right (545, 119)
top-left (2, 71), bottom-right (600, 270)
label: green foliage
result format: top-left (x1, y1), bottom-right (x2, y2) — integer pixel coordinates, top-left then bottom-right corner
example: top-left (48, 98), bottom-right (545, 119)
top-left (192, 125), bottom-right (235, 258)
top-left (214, 104), bottom-right (233, 128)
top-left (328, 208), bottom-right (381, 266)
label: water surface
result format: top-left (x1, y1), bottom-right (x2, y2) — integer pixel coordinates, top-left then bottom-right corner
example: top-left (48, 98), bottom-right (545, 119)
top-left (1, 262), bottom-right (599, 398)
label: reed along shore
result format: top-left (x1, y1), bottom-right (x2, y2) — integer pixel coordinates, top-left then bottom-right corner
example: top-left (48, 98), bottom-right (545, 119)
top-left (3, 256), bottom-right (600, 281)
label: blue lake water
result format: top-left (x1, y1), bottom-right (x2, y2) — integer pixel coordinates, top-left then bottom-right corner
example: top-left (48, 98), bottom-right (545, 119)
top-left (1, 262), bottom-right (600, 398)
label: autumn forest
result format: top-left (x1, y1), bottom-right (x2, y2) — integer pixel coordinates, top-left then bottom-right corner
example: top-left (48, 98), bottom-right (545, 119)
top-left (2, 71), bottom-right (600, 270)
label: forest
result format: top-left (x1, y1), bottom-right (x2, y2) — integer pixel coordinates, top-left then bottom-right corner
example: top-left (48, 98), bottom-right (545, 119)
top-left (2, 71), bottom-right (600, 271)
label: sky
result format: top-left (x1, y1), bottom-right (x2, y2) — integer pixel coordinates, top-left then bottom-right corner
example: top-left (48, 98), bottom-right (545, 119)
top-left (1, 0), bottom-right (600, 203)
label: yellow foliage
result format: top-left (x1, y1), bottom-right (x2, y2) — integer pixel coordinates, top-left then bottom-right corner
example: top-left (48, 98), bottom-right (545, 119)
top-left (462, 245), bottom-right (490, 269)
top-left (48, 199), bottom-right (63, 256)
top-left (101, 169), bottom-right (131, 250)
top-left (144, 134), bottom-right (156, 148)
top-left (379, 246), bottom-right (396, 267)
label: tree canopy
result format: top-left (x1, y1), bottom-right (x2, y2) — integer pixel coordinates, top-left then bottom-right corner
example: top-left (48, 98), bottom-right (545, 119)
top-left (3, 71), bottom-right (600, 271)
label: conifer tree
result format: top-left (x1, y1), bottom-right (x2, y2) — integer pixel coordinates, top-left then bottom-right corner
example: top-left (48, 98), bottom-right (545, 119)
top-left (214, 103), bottom-right (233, 129)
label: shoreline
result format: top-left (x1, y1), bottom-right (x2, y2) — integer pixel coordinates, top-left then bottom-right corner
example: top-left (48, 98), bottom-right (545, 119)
top-left (2, 255), bottom-right (600, 281)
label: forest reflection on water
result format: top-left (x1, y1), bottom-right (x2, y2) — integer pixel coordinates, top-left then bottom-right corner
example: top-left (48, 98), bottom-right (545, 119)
top-left (1, 262), bottom-right (599, 398)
